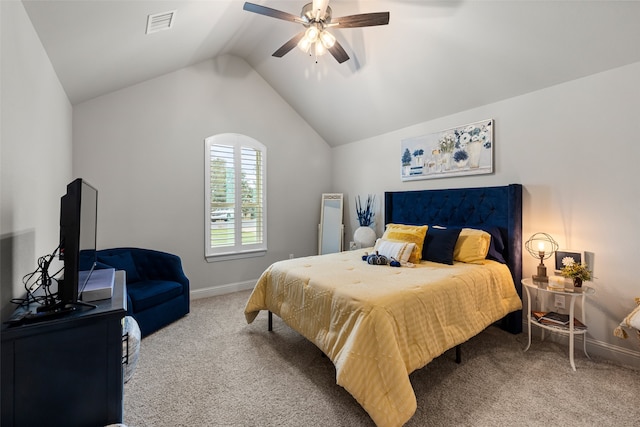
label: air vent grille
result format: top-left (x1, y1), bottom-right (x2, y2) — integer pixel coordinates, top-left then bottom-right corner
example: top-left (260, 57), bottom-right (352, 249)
top-left (146, 10), bottom-right (176, 34)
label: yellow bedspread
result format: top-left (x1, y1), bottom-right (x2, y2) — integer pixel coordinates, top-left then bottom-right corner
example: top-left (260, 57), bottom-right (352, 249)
top-left (244, 249), bottom-right (522, 427)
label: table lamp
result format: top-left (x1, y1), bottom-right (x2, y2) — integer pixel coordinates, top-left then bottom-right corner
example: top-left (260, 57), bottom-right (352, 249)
top-left (525, 232), bottom-right (559, 283)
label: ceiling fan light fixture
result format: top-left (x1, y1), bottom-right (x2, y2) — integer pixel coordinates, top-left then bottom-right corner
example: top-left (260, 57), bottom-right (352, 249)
top-left (305, 25), bottom-right (320, 42)
top-left (298, 24), bottom-right (322, 53)
top-left (314, 40), bottom-right (327, 57)
top-left (297, 36), bottom-right (313, 53)
top-left (319, 30), bottom-right (336, 48)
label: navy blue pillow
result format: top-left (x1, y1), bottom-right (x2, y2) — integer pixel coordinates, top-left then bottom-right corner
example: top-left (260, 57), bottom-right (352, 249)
top-left (481, 226), bottom-right (507, 264)
top-left (97, 252), bottom-right (140, 283)
top-left (422, 227), bottom-right (462, 265)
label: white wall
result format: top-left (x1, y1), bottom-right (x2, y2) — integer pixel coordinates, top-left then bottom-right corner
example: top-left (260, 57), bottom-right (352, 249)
top-left (333, 61), bottom-right (640, 365)
top-left (0, 1), bottom-right (72, 321)
top-left (72, 55), bottom-right (332, 297)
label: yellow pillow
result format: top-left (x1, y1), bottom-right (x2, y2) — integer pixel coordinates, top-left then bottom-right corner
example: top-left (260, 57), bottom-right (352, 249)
top-left (382, 224), bottom-right (428, 263)
top-left (454, 228), bottom-right (491, 264)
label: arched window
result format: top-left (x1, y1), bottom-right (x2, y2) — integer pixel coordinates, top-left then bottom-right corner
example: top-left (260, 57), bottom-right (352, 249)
top-left (204, 134), bottom-right (266, 261)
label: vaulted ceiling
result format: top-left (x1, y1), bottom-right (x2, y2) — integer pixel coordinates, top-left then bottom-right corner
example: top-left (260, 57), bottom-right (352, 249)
top-left (22, 0), bottom-right (640, 146)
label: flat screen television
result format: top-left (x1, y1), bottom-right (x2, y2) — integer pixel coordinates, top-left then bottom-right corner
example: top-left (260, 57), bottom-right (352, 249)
top-left (58, 178), bottom-right (98, 307)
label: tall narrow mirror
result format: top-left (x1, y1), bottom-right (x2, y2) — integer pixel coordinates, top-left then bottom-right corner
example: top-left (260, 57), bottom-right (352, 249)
top-left (318, 193), bottom-right (344, 254)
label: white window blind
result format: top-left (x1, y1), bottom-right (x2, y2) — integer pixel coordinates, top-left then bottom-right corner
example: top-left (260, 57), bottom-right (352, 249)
top-left (204, 134), bottom-right (266, 260)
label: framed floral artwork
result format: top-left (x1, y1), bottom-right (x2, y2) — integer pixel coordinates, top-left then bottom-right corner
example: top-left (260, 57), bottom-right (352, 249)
top-left (400, 119), bottom-right (494, 181)
top-left (555, 250), bottom-right (583, 273)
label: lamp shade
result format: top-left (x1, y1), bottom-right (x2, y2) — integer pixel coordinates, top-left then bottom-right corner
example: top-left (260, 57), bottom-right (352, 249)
top-left (305, 26), bottom-right (320, 42)
top-left (297, 36), bottom-right (313, 53)
top-left (315, 40), bottom-right (327, 56)
top-left (319, 30), bottom-right (336, 48)
top-left (525, 232), bottom-right (559, 260)
top-left (525, 232), bottom-right (558, 283)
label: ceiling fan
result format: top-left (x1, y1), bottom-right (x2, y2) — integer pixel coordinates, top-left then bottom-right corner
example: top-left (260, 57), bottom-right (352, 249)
top-left (242, 0), bottom-right (390, 64)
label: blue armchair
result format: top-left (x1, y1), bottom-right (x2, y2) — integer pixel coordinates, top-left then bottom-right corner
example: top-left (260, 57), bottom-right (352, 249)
top-left (95, 247), bottom-right (190, 337)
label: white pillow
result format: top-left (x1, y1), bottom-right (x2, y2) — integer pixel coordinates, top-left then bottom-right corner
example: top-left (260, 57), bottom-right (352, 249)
top-left (373, 238), bottom-right (415, 263)
top-left (614, 298), bottom-right (640, 340)
top-left (627, 302), bottom-right (640, 330)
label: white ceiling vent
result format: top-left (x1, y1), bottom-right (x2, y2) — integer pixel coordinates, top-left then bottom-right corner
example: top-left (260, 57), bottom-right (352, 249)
top-left (146, 10), bottom-right (176, 34)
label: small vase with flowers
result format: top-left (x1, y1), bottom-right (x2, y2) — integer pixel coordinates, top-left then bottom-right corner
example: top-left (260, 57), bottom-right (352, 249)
top-left (559, 257), bottom-right (593, 287)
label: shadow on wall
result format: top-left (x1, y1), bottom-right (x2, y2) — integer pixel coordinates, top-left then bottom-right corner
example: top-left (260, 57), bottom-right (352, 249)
top-left (0, 230), bottom-right (35, 322)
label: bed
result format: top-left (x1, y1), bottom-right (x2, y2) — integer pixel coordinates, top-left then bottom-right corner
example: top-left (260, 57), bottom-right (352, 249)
top-left (244, 184), bottom-right (523, 427)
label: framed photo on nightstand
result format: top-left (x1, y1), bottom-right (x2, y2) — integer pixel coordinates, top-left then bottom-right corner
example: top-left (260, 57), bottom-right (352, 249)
top-left (555, 250), bottom-right (583, 273)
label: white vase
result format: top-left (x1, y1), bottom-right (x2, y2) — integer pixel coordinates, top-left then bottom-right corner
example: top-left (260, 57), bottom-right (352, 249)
top-left (455, 158), bottom-right (468, 168)
top-left (353, 226), bottom-right (377, 249)
top-left (467, 141), bottom-right (482, 168)
top-left (442, 152), bottom-right (452, 171)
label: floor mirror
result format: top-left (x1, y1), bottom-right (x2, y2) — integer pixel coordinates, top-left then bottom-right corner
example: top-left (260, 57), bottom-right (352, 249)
top-left (318, 193), bottom-right (344, 254)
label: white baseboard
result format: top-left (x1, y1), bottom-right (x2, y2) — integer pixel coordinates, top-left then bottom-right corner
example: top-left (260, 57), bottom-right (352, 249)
top-left (523, 321), bottom-right (640, 370)
top-left (586, 335), bottom-right (640, 370)
top-left (190, 279), bottom-right (256, 300)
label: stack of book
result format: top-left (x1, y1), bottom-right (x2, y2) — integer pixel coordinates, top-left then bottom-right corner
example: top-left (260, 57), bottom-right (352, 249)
top-left (532, 311), bottom-right (586, 329)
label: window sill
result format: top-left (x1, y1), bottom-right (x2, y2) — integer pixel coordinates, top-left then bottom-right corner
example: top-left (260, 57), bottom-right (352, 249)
top-left (205, 249), bottom-right (266, 263)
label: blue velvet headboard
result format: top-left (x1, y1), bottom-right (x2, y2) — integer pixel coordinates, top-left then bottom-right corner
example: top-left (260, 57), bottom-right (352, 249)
top-left (384, 184), bottom-right (522, 334)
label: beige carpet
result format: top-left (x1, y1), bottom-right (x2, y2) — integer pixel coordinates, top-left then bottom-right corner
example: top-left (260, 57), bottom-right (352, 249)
top-left (124, 290), bottom-right (640, 426)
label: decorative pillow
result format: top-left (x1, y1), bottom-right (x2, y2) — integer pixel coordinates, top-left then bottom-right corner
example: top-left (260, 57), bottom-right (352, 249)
top-left (382, 224), bottom-right (428, 263)
top-left (422, 226), bottom-right (461, 265)
top-left (481, 226), bottom-right (507, 264)
top-left (630, 301), bottom-right (640, 331)
top-left (454, 228), bottom-right (492, 264)
top-left (97, 252), bottom-right (140, 283)
top-left (614, 298), bottom-right (640, 340)
top-left (373, 238), bottom-right (415, 264)
top-left (449, 224), bottom-right (507, 264)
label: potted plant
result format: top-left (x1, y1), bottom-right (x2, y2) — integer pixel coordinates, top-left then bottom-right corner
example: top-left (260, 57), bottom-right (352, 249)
top-left (453, 149), bottom-right (469, 168)
top-left (354, 195), bottom-right (377, 248)
top-left (401, 149), bottom-right (412, 175)
top-left (559, 258), bottom-right (592, 287)
top-left (355, 194), bottom-right (375, 227)
top-left (412, 148), bottom-right (424, 166)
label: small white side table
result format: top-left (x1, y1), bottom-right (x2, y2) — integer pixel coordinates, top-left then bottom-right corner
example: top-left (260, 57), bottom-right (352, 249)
top-left (522, 278), bottom-right (595, 371)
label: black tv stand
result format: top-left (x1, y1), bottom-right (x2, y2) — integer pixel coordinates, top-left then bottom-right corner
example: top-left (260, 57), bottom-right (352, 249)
top-left (71, 300), bottom-right (98, 309)
top-left (6, 305), bottom-right (77, 326)
top-left (1, 272), bottom-right (126, 427)
top-left (36, 299), bottom-right (97, 313)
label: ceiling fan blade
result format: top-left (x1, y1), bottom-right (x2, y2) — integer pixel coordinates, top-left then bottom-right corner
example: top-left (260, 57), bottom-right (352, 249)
top-left (328, 40), bottom-right (350, 64)
top-left (243, 2), bottom-right (305, 24)
top-left (273, 31), bottom-right (306, 58)
top-left (332, 12), bottom-right (390, 28)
